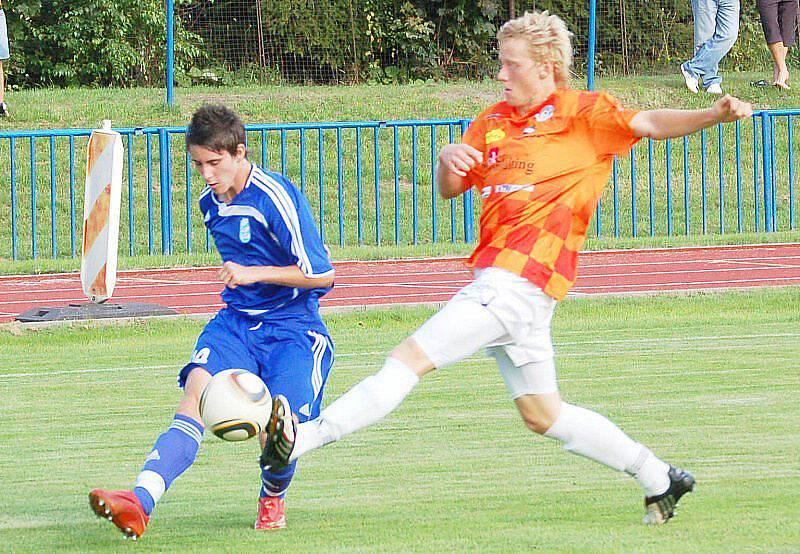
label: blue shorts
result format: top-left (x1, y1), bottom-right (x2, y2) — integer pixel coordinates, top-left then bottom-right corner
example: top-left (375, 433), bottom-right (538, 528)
top-left (0, 11), bottom-right (8, 61)
top-left (180, 308), bottom-right (334, 423)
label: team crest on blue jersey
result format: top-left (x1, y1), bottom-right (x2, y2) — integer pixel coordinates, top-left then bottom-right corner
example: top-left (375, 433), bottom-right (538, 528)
top-left (239, 218), bottom-right (251, 243)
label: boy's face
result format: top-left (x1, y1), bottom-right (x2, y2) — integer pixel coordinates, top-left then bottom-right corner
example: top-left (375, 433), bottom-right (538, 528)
top-left (189, 143), bottom-right (248, 203)
top-left (497, 37), bottom-right (555, 114)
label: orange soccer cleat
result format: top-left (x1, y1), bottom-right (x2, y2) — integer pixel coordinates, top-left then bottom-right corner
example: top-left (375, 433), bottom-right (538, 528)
top-left (254, 496), bottom-right (286, 530)
top-left (89, 488), bottom-right (150, 539)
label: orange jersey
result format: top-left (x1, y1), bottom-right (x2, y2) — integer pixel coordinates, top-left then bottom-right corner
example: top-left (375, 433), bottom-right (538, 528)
top-left (461, 88), bottom-right (640, 300)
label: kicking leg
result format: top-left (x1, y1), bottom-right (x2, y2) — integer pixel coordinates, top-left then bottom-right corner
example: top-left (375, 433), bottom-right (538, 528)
top-left (261, 295), bottom-right (509, 468)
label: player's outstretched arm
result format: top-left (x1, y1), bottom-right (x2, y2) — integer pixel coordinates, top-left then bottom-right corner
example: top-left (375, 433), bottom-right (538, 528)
top-left (629, 95), bottom-right (753, 140)
top-left (437, 144), bottom-right (483, 199)
top-left (219, 261), bottom-right (334, 290)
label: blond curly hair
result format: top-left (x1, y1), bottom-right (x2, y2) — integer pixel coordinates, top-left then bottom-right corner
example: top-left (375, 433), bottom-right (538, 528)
top-left (497, 11), bottom-right (573, 87)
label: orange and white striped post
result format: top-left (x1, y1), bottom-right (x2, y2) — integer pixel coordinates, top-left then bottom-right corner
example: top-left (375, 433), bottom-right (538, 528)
top-left (81, 120), bottom-right (123, 303)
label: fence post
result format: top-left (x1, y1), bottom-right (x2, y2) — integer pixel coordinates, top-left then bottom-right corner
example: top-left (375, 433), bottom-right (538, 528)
top-left (166, 0), bottom-right (174, 107)
top-left (30, 137), bottom-right (37, 259)
top-left (393, 125), bottom-right (400, 245)
top-left (10, 137), bottom-right (17, 260)
top-left (159, 129), bottom-right (173, 254)
top-left (761, 112), bottom-right (774, 232)
top-left (587, 0), bottom-right (597, 91)
top-left (50, 136), bottom-right (57, 258)
top-left (430, 126), bottom-right (438, 243)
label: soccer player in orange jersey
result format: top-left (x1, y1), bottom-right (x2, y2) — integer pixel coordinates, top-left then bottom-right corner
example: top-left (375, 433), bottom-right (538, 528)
top-left (262, 11), bottom-right (753, 525)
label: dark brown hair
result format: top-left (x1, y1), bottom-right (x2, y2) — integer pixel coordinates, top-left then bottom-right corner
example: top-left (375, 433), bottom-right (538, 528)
top-left (186, 104), bottom-right (246, 156)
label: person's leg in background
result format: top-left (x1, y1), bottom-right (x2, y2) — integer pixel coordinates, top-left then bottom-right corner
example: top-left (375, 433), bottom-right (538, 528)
top-left (772, 0), bottom-right (797, 87)
top-left (685, 0), bottom-right (740, 93)
top-left (0, 7), bottom-right (9, 116)
top-left (759, 0), bottom-right (790, 88)
top-left (682, 0), bottom-right (719, 89)
top-left (768, 42), bottom-right (790, 88)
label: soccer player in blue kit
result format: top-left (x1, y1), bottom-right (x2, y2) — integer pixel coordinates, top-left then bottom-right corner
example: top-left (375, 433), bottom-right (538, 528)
top-left (89, 104), bottom-right (335, 539)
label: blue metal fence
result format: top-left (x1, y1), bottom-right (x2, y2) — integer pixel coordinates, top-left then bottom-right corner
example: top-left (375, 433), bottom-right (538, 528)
top-left (1, 110), bottom-right (797, 262)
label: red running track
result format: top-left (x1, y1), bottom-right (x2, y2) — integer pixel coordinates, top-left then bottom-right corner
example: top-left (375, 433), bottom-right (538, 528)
top-left (1, 243), bottom-right (799, 323)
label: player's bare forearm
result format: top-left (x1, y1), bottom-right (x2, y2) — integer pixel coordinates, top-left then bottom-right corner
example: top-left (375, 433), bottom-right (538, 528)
top-left (437, 143), bottom-right (482, 199)
top-left (437, 161), bottom-right (468, 199)
top-left (219, 261), bottom-right (334, 289)
top-left (630, 95), bottom-right (753, 140)
top-left (630, 109), bottom-right (717, 139)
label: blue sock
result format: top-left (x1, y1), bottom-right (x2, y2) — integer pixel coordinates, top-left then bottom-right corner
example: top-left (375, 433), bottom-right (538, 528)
top-left (133, 414), bottom-right (204, 515)
top-left (260, 461), bottom-right (297, 499)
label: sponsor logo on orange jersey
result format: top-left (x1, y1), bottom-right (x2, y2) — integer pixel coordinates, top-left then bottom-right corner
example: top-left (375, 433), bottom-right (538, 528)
top-left (485, 129), bottom-right (506, 144)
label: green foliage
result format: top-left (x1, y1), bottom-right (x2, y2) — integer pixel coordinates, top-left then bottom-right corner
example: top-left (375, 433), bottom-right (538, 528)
top-left (177, 0), bottom-right (507, 84)
top-left (176, 0), bottom-right (790, 84)
top-left (3, 0), bottom-right (799, 86)
top-left (5, 0), bottom-right (204, 87)
top-left (417, 0), bottom-right (501, 78)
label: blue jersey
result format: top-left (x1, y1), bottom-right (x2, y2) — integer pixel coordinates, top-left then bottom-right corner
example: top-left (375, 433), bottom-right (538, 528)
top-left (199, 164), bottom-right (333, 323)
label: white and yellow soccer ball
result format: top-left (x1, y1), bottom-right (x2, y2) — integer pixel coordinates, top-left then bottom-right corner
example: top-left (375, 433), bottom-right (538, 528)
top-left (199, 369), bottom-right (271, 441)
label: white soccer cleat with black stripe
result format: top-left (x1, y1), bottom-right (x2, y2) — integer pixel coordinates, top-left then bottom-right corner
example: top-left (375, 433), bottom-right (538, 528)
top-left (643, 466), bottom-right (696, 525)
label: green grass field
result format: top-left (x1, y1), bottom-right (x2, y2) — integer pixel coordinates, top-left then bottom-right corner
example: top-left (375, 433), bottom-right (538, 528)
top-left (1, 288), bottom-right (798, 552)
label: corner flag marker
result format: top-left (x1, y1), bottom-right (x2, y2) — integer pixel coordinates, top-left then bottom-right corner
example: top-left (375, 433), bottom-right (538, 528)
top-left (15, 121), bottom-right (177, 323)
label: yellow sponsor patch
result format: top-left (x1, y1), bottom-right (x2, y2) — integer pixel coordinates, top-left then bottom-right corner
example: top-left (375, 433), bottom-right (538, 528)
top-left (485, 129), bottom-right (506, 144)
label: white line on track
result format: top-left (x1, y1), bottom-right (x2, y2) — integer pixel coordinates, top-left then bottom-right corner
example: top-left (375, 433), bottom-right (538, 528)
top-left (333, 282), bottom-right (464, 290)
top-left (579, 254), bottom-right (800, 269)
top-left (706, 259), bottom-right (800, 269)
top-left (166, 303), bottom-right (222, 310)
top-left (116, 277), bottom-right (218, 286)
top-left (326, 291), bottom-right (455, 301)
top-left (578, 265), bottom-right (800, 280)
top-left (574, 275), bottom-right (800, 291)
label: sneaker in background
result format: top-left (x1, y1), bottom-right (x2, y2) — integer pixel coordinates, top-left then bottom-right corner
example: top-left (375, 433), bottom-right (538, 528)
top-left (680, 64), bottom-right (699, 94)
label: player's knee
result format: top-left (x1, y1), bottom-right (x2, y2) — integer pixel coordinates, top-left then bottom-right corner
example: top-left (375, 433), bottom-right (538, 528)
top-left (177, 366), bottom-right (212, 418)
top-left (521, 412), bottom-right (557, 435)
top-left (516, 396), bottom-right (561, 435)
top-left (389, 338), bottom-right (435, 377)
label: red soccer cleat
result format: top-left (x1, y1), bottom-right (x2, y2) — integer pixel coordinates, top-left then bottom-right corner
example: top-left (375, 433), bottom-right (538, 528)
top-left (254, 496), bottom-right (286, 530)
top-left (89, 488), bottom-right (150, 539)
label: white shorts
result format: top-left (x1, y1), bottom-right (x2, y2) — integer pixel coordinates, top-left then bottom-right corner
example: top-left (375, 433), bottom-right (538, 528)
top-left (411, 267), bottom-right (559, 398)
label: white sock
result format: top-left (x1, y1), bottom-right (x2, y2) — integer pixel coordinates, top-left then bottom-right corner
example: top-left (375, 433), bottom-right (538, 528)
top-left (290, 357), bottom-right (420, 461)
top-left (633, 452), bottom-right (672, 497)
top-left (544, 402), bottom-right (670, 496)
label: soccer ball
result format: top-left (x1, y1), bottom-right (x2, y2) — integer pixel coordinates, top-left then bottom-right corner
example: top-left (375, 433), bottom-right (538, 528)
top-left (199, 369), bottom-right (271, 441)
